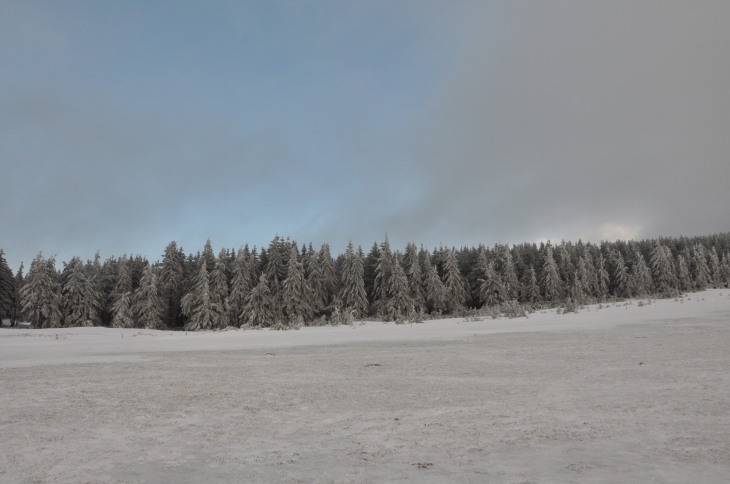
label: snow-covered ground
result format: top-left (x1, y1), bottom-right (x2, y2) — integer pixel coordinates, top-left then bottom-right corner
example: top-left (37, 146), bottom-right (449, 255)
top-left (1, 290), bottom-right (729, 483)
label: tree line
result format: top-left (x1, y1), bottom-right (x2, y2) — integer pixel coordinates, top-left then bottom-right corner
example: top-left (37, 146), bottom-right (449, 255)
top-left (1, 232), bottom-right (729, 330)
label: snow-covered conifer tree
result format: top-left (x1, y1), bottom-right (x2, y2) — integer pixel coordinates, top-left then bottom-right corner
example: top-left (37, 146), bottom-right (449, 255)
top-left (319, 243), bottom-right (339, 309)
top-left (403, 242), bottom-right (426, 310)
top-left (160, 241), bottom-right (185, 328)
top-left (181, 260), bottom-right (220, 331)
top-left (630, 252), bottom-right (653, 297)
top-left (497, 246), bottom-right (520, 301)
top-left (227, 247), bottom-right (255, 326)
top-left (422, 251), bottom-right (447, 313)
top-left (0, 249), bottom-right (15, 320)
top-left (133, 265), bottom-right (165, 329)
top-left (610, 251), bottom-right (630, 297)
top-left (709, 247), bottom-right (721, 288)
top-left (209, 257), bottom-right (230, 328)
top-left (676, 255), bottom-right (692, 291)
top-left (596, 253), bottom-right (610, 298)
top-left (20, 253), bottom-right (63, 328)
top-left (478, 259), bottom-right (505, 307)
top-left (650, 243), bottom-right (676, 293)
top-left (540, 246), bottom-right (563, 301)
top-left (522, 266), bottom-right (541, 303)
top-left (373, 235), bottom-right (394, 315)
top-left (62, 257), bottom-right (100, 327)
top-left (441, 247), bottom-right (466, 311)
top-left (282, 245), bottom-right (313, 323)
top-left (115, 255), bottom-right (133, 296)
top-left (387, 253), bottom-right (412, 320)
top-left (339, 241), bottom-right (368, 317)
top-left (111, 291), bottom-right (135, 328)
top-left (692, 244), bottom-right (711, 290)
top-left (241, 274), bottom-right (274, 327)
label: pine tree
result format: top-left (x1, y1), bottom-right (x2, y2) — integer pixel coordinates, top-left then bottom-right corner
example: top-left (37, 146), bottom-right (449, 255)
top-left (540, 246), bottom-right (563, 301)
top-left (181, 260), bottom-right (220, 331)
top-left (111, 291), bottom-right (135, 328)
top-left (282, 245), bottom-right (313, 323)
top-left (441, 247), bottom-right (466, 311)
top-left (339, 241), bottom-right (368, 317)
top-left (0, 249), bottom-right (15, 320)
top-left (202, 238), bottom-right (216, 274)
top-left (62, 257), bottom-right (100, 327)
top-left (241, 274), bottom-right (274, 327)
top-left (133, 265), bottom-right (165, 329)
top-left (20, 253), bottom-right (63, 328)
top-left (228, 247), bottom-right (255, 326)
top-left (571, 257), bottom-right (590, 302)
top-left (363, 242), bottom-right (380, 306)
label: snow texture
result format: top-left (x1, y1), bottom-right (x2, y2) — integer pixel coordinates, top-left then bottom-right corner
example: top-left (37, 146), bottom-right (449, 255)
top-left (1, 289), bottom-right (729, 483)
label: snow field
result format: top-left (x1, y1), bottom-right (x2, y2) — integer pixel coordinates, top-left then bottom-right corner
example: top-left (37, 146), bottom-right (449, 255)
top-left (1, 289), bottom-right (729, 483)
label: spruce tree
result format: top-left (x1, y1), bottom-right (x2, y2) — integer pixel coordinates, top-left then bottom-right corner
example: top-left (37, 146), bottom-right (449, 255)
top-left (20, 253), bottom-right (63, 328)
top-left (12, 262), bottom-right (24, 322)
top-left (133, 265), bottom-right (165, 330)
top-left (650, 243), bottom-right (676, 293)
top-left (387, 253), bottom-right (412, 320)
top-left (319, 243), bottom-right (339, 309)
top-left (422, 251), bottom-right (448, 313)
top-left (676, 255), bottom-right (692, 291)
top-left (571, 257), bottom-right (590, 303)
top-left (373, 235), bottom-right (394, 316)
top-left (339, 241), bottom-right (368, 317)
top-left (62, 257), bottom-right (100, 327)
top-left (522, 266), bottom-right (541, 303)
top-left (181, 260), bottom-right (220, 331)
top-left (0, 249), bottom-right (15, 320)
top-left (282, 245), bottom-right (313, 323)
top-left (629, 252), bottom-right (653, 297)
top-left (692, 244), bottom-right (711, 290)
top-left (241, 274), bottom-right (274, 327)
top-left (611, 251), bottom-right (630, 297)
top-left (497, 246), bottom-right (520, 301)
top-left (709, 247), bottom-right (721, 288)
top-left (160, 241), bottom-right (185, 328)
top-left (596, 253), bottom-right (610, 298)
top-left (115, 255), bottom-right (133, 296)
top-left (441, 247), bottom-right (466, 311)
top-left (403, 242), bottom-right (426, 310)
top-left (363, 242), bottom-right (380, 306)
top-left (540, 246), bottom-right (563, 302)
top-left (478, 259), bottom-right (505, 307)
top-left (721, 252), bottom-right (730, 288)
top-left (111, 291), bottom-right (135, 328)
top-left (209, 257), bottom-right (230, 328)
top-left (228, 247), bottom-right (255, 326)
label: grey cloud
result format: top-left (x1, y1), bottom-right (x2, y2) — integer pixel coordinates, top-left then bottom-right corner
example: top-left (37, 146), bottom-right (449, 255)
top-left (352, 1), bottom-right (730, 250)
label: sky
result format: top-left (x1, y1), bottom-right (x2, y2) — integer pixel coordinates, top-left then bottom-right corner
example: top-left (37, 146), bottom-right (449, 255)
top-left (1, 1), bottom-right (729, 270)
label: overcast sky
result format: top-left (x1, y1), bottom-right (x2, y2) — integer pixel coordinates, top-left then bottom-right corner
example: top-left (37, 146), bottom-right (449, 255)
top-left (2, 1), bottom-right (729, 270)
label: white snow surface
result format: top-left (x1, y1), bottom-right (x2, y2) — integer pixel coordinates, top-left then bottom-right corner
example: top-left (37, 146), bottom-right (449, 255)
top-left (1, 290), bottom-right (730, 483)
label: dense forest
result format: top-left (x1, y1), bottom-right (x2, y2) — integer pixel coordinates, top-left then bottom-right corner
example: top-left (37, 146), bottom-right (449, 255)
top-left (1, 233), bottom-right (729, 330)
